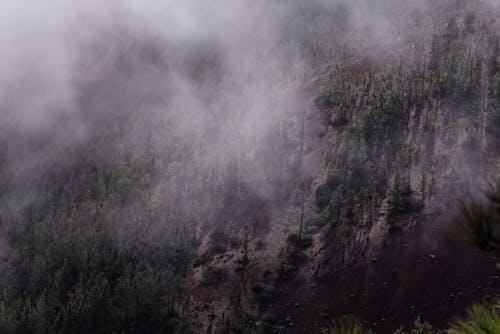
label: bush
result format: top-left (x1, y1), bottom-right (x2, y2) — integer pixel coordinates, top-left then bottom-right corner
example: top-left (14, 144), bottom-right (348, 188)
top-left (315, 89), bottom-right (338, 110)
top-left (316, 173), bottom-right (343, 209)
top-left (393, 317), bottom-right (442, 333)
top-left (316, 184), bottom-right (334, 210)
top-left (388, 224), bottom-right (403, 234)
top-left (252, 283), bottom-right (275, 304)
top-left (202, 266), bottom-right (228, 287)
top-left (278, 263), bottom-right (297, 281)
top-left (193, 253), bottom-right (210, 267)
top-left (448, 301), bottom-right (500, 334)
top-left (286, 247), bottom-right (307, 265)
top-left (287, 233), bottom-right (313, 250)
top-left (330, 112), bottom-right (350, 127)
top-left (455, 199), bottom-right (498, 251)
top-left (388, 185), bottom-right (422, 217)
top-left (321, 316), bottom-right (373, 334)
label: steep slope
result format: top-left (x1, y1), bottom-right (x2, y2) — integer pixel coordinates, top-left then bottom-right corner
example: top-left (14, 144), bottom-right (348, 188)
top-left (190, 2), bottom-right (500, 333)
top-left (0, 1), bottom-right (499, 334)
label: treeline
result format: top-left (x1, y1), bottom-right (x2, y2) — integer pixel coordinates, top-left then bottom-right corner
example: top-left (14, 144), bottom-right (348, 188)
top-left (314, 3), bottom-right (500, 247)
top-left (0, 1), bottom-right (498, 333)
top-left (0, 122), bottom-right (200, 333)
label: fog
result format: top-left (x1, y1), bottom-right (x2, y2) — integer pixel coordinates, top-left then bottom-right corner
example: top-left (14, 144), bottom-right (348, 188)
top-left (0, 2), bottom-right (499, 332)
top-left (0, 0), bottom-right (498, 226)
top-left (0, 0), bottom-right (421, 131)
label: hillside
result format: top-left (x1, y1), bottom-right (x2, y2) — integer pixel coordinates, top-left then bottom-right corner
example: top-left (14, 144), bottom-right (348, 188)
top-left (0, 1), bottom-right (499, 333)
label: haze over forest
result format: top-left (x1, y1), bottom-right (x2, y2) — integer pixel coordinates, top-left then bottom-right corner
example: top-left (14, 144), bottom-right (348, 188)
top-left (0, 1), bottom-right (499, 333)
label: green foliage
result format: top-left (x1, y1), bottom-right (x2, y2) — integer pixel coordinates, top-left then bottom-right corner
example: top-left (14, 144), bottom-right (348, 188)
top-left (238, 225), bottom-right (250, 265)
top-left (287, 232), bottom-right (313, 250)
top-left (0, 130), bottom-right (195, 333)
top-left (321, 316), bottom-right (373, 334)
top-left (315, 70), bottom-right (356, 127)
top-left (388, 181), bottom-right (422, 218)
top-left (214, 284), bottom-right (252, 334)
top-left (278, 244), bottom-right (307, 281)
top-left (202, 266), bottom-right (229, 287)
top-left (449, 301), bottom-right (500, 334)
top-left (251, 283), bottom-right (275, 304)
top-left (455, 200), bottom-right (498, 251)
top-left (393, 317), bottom-right (442, 334)
top-left (455, 183), bottom-right (500, 251)
top-left (278, 231), bottom-right (312, 280)
top-left (388, 147), bottom-right (422, 223)
top-left (316, 173), bottom-right (344, 210)
top-left (0, 3), bottom-right (499, 333)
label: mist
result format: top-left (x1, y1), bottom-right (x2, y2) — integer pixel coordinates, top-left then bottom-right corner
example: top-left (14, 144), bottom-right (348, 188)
top-left (1, 0), bottom-right (498, 257)
top-left (0, 1), bottom-right (499, 333)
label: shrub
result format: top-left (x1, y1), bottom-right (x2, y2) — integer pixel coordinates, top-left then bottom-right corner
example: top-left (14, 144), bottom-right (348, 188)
top-left (202, 266), bottom-right (228, 287)
top-left (286, 247), bottom-right (307, 265)
top-left (252, 283), bottom-right (275, 304)
top-left (193, 253), bottom-right (210, 267)
top-left (316, 184), bottom-right (334, 210)
top-left (388, 185), bottom-right (422, 217)
top-left (316, 173), bottom-right (343, 210)
top-left (330, 112), bottom-right (350, 127)
top-left (278, 263), bottom-right (297, 281)
top-left (455, 199), bottom-right (498, 251)
top-left (388, 224), bottom-right (403, 234)
top-left (321, 316), bottom-right (373, 334)
top-left (287, 233), bottom-right (313, 250)
top-left (393, 317), bottom-right (442, 333)
top-left (448, 301), bottom-right (500, 334)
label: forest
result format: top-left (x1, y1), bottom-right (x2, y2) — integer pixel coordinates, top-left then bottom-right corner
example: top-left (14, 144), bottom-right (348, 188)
top-left (0, 0), bottom-right (498, 333)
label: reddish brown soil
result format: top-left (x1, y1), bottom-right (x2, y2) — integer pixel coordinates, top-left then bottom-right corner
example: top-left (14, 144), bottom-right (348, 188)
top-left (271, 212), bottom-right (499, 333)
